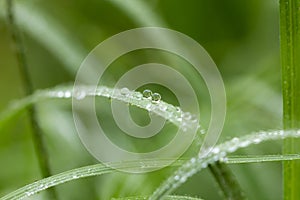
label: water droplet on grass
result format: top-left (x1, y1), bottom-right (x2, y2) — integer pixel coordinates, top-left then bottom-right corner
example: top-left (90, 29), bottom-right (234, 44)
top-left (232, 137), bottom-right (239, 143)
top-left (57, 91), bottom-right (64, 98)
top-left (136, 92), bottom-right (143, 100)
top-left (158, 103), bottom-right (167, 111)
top-left (220, 157), bottom-right (228, 163)
top-left (175, 106), bottom-right (181, 113)
top-left (181, 125), bottom-right (188, 132)
top-left (143, 89), bottom-right (152, 99)
top-left (212, 147), bottom-right (220, 154)
top-left (190, 157), bottom-right (196, 163)
top-left (182, 112), bottom-right (192, 120)
top-left (64, 91), bottom-right (72, 98)
top-left (253, 138), bottom-right (261, 144)
top-left (201, 162), bottom-right (208, 168)
top-left (146, 103), bottom-right (152, 110)
top-left (72, 175), bottom-right (78, 179)
top-left (152, 93), bottom-right (161, 102)
top-left (74, 90), bottom-right (86, 100)
top-left (180, 176), bottom-right (187, 183)
top-left (25, 191), bottom-right (34, 197)
top-left (240, 140), bottom-right (250, 147)
top-left (121, 87), bottom-right (130, 96)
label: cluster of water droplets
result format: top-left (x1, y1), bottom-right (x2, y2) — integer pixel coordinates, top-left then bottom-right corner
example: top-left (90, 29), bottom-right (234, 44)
top-left (20, 167), bottom-right (102, 200)
top-left (141, 89), bottom-right (201, 133)
top-left (48, 86), bottom-right (201, 134)
top-left (47, 90), bottom-right (73, 99)
top-left (149, 129), bottom-right (300, 199)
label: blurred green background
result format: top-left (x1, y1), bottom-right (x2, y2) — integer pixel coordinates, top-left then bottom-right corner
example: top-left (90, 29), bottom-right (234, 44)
top-left (0, 0), bottom-right (282, 199)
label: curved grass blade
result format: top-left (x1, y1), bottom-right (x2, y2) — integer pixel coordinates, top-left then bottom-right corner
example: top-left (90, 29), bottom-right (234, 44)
top-left (5, 0), bottom-right (57, 198)
top-left (2, 130), bottom-right (300, 200)
top-left (0, 159), bottom-right (186, 200)
top-left (106, 2), bottom-right (245, 198)
top-left (226, 154), bottom-right (300, 164)
top-left (112, 195), bottom-right (203, 200)
top-left (208, 162), bottom-right (245, 199)
top-left (0, 85), bottom-right (200, 133)
top-left (149, 129), bottom-right (300, 199)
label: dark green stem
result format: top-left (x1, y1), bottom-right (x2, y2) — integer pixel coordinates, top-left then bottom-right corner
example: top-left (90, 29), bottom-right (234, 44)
top-left (280, 0), bottom-right (300, 199)
top-left (6, 1), bottom-right (57, 199)
top-left (208, 162), bottom-right (246, 200)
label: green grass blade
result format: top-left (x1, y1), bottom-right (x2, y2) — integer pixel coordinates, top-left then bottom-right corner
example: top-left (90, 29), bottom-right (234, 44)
top-left (2, 130), bottom-right (300, 200)
top-left (5, 1), bottom-right (57, 198)
top-left (0, 85), bottom-right (200, 133)
top-left (0, 159), bottom-right (186, 200)
top-left (280, 0), bottom-right (300, 199)
top-left (112, 195), bottom-right (203, 200)
top-left (226, 154), bottom-right (300, 164)
top-left (208, 162), bottom-right (245, 199)
top-left (149, 130), bottom-right (300, 199)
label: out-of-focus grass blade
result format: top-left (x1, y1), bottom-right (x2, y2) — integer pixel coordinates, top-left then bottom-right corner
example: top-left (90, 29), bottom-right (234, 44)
top-left (0, 1), bottom-right (87, 75)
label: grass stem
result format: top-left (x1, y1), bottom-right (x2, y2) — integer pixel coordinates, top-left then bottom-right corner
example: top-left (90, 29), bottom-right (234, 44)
top-left (5, 1), bottom-right (57, 199)
top-left (208, 163), bottom-right (246, 200)
top-left (280, 0), bottom-right (300, 199)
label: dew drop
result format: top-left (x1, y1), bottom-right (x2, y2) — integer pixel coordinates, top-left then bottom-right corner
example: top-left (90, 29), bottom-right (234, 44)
top-left (72, 175), bottom-right (78, 179)
top-left (180, 176), bottom-right (187, 183)
top-left (176, 117), bottom-right (183, 122)
top-left (253, 138), bottom-right (261, 144)
top-left (159, 104), bottom-right (168, 111)
top-left (232, 137), bottom-right (239, 144)
top-left (174, 175), bottom-right (180, 180)
top-left (191, 115), bottom-right (198, 123)
top-left (74, 90), bottom-right (86, 100)
top-left (146, 103), bottom-right (152, 110)
top-left (152, 92), bottom-right (161, 102)
top-left (136, 93), bottom-right (143, 100)
top-left (201, 162), bottom-right (208, 168)
top-left (213, 155), bottom-right (219, 161)
top-left (143, 89), bottom-right (152, 99)
top-left (182, 112), bottom-right (192, 120)
top-left (95, 90), bottom-right (102, 96)
top-left (57, 91), bottom-right (64, 98)
top-left (190, 157), bottom-right (196, 163)
top-left (220, 151), bottom-right (226, 157)
top-left (220, 157), bottom-right (228, 163)
top-left (25, 191), bottom-right (34, 197)
top-left (120, 87), bottom-right (130, 96)
top-left (175, 106), bottom-right (181, 113)
top-left (182, 125), bottom-right (188, 132)
top-left (240, 140), bottom-right (250, 147)
top-left (212, 147), bottom-right (220, 154)
top-left (278, 130), bottom-right (284, 136)
top-left (140, 162), bottom-right (146, 168)
top-left (228, 146), bottom-right (237, 153)
top-left (64, 91), bottom-right (72, 98)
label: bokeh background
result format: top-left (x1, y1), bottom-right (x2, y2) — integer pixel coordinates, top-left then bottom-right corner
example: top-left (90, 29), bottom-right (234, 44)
top-left (0, 0), bottom-right (282, 199)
